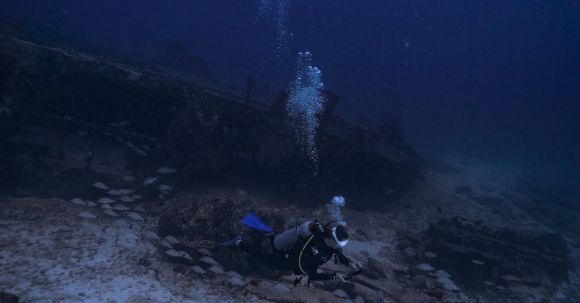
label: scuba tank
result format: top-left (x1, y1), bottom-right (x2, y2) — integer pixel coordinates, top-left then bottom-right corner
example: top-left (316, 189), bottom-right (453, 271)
top-left (273, 221), bottom-right (315, 251)
top-left (273, 228), bottom-right (299, 251)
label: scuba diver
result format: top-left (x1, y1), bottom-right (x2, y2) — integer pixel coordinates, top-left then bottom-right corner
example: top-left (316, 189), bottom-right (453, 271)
top-left (219, 209), bottom-right (363, 285)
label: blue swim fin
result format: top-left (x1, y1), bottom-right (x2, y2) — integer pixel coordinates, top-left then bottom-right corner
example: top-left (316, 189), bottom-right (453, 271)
top-left (241, 212), bottom-right (273, 233)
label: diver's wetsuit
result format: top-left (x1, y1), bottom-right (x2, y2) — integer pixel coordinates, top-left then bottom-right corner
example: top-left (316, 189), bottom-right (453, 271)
top-left (239, 230), bottom-right (352, 281)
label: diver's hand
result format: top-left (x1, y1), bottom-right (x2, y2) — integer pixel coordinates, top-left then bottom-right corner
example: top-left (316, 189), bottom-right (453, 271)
top-left (349, 261), bottom-right (363, 271)
top-left (334, 272), bottom-right (347, 282)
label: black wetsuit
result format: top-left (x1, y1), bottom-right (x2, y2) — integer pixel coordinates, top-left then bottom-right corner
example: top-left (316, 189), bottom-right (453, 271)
top-left (240, 231), bottom-right (352, 281)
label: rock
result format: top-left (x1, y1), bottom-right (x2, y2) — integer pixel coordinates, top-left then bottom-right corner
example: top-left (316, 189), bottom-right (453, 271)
top-left (158, 197), bottom-right (286, 273)
top-left (416, 263), bottom-right (435, 272)
top-left (226, 271), bottom-right (242, 279)
top-left (107, 189), bottom-right (122, 196)
top-left (0, 106), bottom-right (12, 117)
top-left (181, 251), bottom-right (193, 261)
top-left (160, 239), bottom-right (173, 249)
top-left (404, 247), bottom-right (417, 257)
top-left (113, 204), bottom-right (130, 211)
top-left (127, 212), bottom-right (144, 221)
top-left (144, 231), bottom-right (159, 240)
top-left (554, 290), bottom-right (567, 300)
top-left (197, 248), bottom-right (212, 256)
top-left (414, 219), bottom-right (572, 292)
top-left (0, 291), bottom-right (20, 303)
top-left (120, 195), bottom-right (134, 202)
top-left (117, 189), bottom-right (135, 195)
top-left (133, 205), bottom-right (145, 212)
top-left (334, 289), bottom-right (349, 299)
top-left (158, 184), bottom-right (173, 191)
top-left (93, 182), bottom-right (109, 190)
top-left (125, 294), bottom-right (156, 303)
top-left (164, 236), bottom-right (180, 245)
top-left (200, 256), bottom-right (218, 266)
top-left (258, 280), bottom-right (274, 288)
top-left (122, 175), bottom-right (136, 182)
top-left (399, 289), bottom-right (432, 303)
top-left (501, 275), bottom-right (521, 282)
top-left (434, 270), bottom-right (451, 278)
top-left (209, 265), bottom-right (224, 274)
top-left (390, 261), bottom-right (409, 273)
top-left (274, 283), bottom-right (290, 292)
top-left (365, 257), bottom-right (390, 279)
top-left (424, 251), bottom-right (437, 258)
top-left (86, 201), bottom-right (97, 207)
top-left (143, 176), bottom-right (158, 187)
top-left (436, 276), bottom-right (459, 291)
top-left (192, 265), bottom-right (206, 274)
top-left (410, 274), bottom-right (430, 289)
top-left (70, 197), bottom-right (87, 206)
top-left (156, 167), bottom-right (176, 174)
top-left (134, 148), bottom-right (147, 156)
top-left (78, 211), bottom-right (96, 219)
top-left (165, 249), bottom-right (181, 257)
top-left (229, 276), bottom-right (245, 287)
top-left (97, 197), bottom-right (115, 204)
top-left (103, 209), bottom-right (119, 217)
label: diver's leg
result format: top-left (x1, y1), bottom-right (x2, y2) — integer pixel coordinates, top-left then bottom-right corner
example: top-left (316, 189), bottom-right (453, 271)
top-left (239, 240), bottom-right (289, 270)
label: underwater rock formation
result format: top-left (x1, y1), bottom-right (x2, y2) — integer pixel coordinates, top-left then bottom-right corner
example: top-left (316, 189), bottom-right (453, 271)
top-left (158, 195), bottom-right (287, 275)
top-left (400, 218), bottom-right (573, 299)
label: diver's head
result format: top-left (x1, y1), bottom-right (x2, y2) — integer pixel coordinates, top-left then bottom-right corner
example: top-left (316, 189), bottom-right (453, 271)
top-left (324, 223), bottom-right (349, 249)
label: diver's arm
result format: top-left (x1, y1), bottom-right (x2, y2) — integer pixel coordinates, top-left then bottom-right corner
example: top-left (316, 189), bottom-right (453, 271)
top-left (336, 249), bottom-right (352, 266)
top-left (307, 270), bottom-right (338, 281)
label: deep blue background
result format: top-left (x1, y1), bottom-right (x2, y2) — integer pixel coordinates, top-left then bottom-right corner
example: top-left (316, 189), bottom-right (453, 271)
top-left (2, 0), bottom-right (580, 188)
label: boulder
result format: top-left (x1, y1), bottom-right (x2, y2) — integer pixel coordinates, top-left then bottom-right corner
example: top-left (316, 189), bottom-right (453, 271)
top-left (158, 195), bottom-right (286, 274)
top-left (78, 211), bottom-right (96, 219)
top-left (0, 291), bottom-right (19, 303)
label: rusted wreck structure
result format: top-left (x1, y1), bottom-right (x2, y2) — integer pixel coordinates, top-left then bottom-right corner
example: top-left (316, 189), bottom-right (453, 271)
top-left (0, 30), bottom-right (420, 208)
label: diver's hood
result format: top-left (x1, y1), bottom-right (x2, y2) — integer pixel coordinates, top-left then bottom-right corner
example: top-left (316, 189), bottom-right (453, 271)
top-left (324, 226), bottom-right (349, 249)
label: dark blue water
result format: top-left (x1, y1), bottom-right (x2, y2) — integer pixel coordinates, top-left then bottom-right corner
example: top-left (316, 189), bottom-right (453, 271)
top-left (3, 0), bottom-right (579, 189)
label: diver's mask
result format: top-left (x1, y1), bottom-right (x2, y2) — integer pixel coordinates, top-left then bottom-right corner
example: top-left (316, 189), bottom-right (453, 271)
top-left (324, 223), bottom-right (349, 249)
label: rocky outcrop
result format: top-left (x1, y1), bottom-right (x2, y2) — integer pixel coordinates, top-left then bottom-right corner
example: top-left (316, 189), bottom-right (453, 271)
top-left (400, 218), bottom-right (574, 301)
top-left (158, 195), bottom-right (288, 276)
